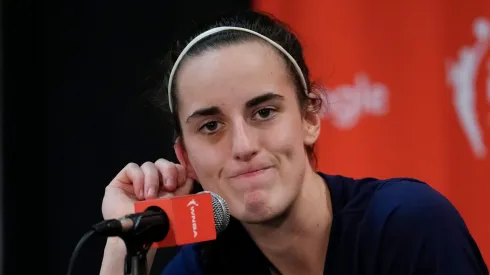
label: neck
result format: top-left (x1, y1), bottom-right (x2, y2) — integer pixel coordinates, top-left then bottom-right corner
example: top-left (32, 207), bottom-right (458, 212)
top-left (242, 167), bottom-right (333, 275)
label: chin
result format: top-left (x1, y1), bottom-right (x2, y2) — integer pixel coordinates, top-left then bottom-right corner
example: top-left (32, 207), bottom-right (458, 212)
top-left (234, 190), bottom-right (290, 224)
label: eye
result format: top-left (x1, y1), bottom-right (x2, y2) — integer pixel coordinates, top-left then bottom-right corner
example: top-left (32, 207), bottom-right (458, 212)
top-left (199, 121), bottom-right (223, 134)
top-left (253, 107), bottom-right (277, 121)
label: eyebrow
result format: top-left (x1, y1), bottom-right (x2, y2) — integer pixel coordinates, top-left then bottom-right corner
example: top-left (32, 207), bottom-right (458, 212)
top-left (185, 92), bottom-right (284, 123)
top-left (245, 92), bottom-right (284, 109)
top-left (185, 106), bottom-right (221, 123)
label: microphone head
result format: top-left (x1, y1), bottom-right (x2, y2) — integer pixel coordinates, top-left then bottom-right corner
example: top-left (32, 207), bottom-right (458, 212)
top-left (200, 191), bottom-right (230, 234)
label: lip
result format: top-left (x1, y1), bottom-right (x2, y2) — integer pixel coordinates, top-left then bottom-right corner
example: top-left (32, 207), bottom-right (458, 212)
top-left (229, 166), bottom-right (273, 179)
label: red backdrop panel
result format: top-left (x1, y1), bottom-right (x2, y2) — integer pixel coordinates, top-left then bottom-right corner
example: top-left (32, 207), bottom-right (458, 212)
top-left (254, 0), bottom-right (490, 264)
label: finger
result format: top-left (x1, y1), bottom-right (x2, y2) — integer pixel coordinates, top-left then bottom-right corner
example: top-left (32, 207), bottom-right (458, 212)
top-left (155, 158), bottom-right (178, 192)
top-left (175, 164), bottom-right (186, 188)
top-left (156, 191), bottom-right (177, 199)
top-left (121, 162), bottom-right (145, 200)
top-left (174, 177), bottom-right (195, 197)
top-left (157, 177), bottom-right (194, 198)
top-left (140, 162), bottom-right (161, 200)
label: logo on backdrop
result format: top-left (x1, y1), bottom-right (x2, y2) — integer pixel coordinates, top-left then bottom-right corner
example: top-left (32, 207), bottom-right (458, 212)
top-left (318, 73), bottom-right (389, 129)
top-left (446, 17), bottom-right (490, 159)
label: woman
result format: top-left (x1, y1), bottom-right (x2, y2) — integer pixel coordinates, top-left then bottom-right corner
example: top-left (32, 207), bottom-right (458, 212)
top-left (99, 10), bottom-right (488, 275)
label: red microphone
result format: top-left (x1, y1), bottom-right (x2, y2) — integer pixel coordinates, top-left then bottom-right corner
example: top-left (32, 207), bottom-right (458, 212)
top-left (93, 191), bottom-right (230, 248)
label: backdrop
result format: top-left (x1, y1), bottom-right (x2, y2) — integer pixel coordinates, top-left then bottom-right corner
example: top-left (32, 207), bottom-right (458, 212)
top-left (254, 0), bottom-right (490, 265)
top-left (2, 1), bottom-right (250, 275)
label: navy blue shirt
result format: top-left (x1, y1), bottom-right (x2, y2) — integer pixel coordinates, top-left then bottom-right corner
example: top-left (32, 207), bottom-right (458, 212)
top-left (161, 173), bottom-right (489, 274)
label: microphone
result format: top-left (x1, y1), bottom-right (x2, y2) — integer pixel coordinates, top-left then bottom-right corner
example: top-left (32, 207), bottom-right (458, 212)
top-left (92, 191), bottom-right (230, 248)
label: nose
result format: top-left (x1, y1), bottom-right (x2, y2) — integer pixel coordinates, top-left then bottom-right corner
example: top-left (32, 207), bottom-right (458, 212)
top-left (231, 119), bottom-right (258, 162)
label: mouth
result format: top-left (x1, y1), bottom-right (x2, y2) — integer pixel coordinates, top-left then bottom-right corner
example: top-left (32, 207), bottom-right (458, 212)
top-left (230, 167), bottom-right (272, 179)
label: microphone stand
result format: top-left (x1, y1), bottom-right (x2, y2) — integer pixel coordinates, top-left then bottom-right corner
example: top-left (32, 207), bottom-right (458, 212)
top-left (122, 237), bottom-right (150, 275)
top-left (119, 209), bottom-right (169, 275)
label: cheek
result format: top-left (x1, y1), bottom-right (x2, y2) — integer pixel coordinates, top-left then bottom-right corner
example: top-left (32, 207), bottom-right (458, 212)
top-left (185, 139), bottom-right (226, 188)
top-left (262, 115), bottom-right (305, 158)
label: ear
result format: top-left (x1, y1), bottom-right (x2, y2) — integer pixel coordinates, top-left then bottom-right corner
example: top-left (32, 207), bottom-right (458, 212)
top-left (303, 93), bottom-right (321, 146)
top-left (174, 137), bottom-right (198, 180)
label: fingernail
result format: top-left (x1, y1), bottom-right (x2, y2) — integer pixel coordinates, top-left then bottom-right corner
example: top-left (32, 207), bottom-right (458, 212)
top-left (165, 177), bottom-right (173, 188)
top-left (147, 187), bottom-right (155, 197)
top-left (139, 190), bottom-right (144, 198)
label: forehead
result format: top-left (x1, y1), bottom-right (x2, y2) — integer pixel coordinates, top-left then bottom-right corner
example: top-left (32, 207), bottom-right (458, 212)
top-left (175, 41), bottom-right (295, 116)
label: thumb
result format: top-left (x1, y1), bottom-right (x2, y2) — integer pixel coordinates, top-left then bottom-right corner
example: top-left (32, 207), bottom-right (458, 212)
top-left (174, 177), bottom-right (195, 197)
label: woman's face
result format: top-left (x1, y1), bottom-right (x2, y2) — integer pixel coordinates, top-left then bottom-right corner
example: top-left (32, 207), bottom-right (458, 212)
top-left (175, 40), bottom-right (320, 224)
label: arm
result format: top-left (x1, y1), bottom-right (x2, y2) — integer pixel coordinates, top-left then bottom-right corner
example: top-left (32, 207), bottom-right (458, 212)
top-left (377, 181), bottom-right (488, 274)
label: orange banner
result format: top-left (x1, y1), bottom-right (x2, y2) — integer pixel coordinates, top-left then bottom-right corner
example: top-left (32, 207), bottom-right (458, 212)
top-left (254, 0), bottom-right (490, 264)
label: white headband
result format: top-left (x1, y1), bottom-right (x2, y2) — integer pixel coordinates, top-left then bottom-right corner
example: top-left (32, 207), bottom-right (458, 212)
top-left (167, 26), bottom-right (309, 113)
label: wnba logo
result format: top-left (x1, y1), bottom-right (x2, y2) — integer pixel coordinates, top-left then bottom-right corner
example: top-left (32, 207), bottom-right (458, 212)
top-left (187, 199), bottom-right (199, 238)
top-left (446, 17), bottom-right (490, 159)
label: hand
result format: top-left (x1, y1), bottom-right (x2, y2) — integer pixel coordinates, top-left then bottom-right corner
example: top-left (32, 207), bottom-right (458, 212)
top-left (101, 158), bottom-right (195, 220)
